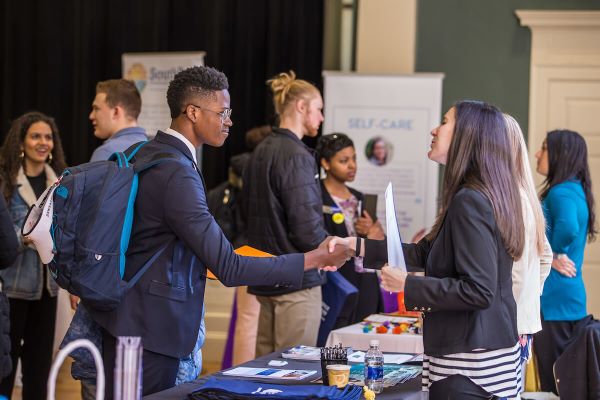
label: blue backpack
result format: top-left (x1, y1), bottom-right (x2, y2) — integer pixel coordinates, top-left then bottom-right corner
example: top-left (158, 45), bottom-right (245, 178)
top-left (46, 141), bottom-right (178, 311)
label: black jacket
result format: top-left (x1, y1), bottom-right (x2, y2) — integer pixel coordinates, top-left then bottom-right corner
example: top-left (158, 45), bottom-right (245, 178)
top-left (244, 128), bottom-right (327, 296)
top-left (364, 188), bottom-right (518, 356)
top-left (321, 182), bottom-right (383, 325)
top-left (0, 194), bottom-right (18, 268)
top-left (555, 316), bottom-right (600, 399)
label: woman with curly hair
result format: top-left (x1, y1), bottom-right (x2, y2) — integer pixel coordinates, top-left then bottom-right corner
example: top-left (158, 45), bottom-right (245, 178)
top-left (0, 111), bottom-right (66, 400)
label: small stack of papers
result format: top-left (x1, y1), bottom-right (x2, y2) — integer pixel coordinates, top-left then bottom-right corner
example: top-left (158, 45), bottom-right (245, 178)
top-left (222, 367), bottom-right (317, 381)
top-left (281, 346), bottom-right (321, 361)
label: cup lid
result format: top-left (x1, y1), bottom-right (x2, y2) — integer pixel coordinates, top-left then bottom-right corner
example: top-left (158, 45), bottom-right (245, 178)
top-left (326, 364), bottom-right (350, 371)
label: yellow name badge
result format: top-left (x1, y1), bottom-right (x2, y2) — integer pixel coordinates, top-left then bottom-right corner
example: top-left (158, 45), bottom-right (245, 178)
top-left (332, 212), bottom-right (345, 224)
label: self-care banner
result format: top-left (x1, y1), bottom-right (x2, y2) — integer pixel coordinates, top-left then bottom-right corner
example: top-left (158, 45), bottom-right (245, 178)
top-left (322, 72), bottom-right (443, 240)
top-left (122, 52), bottom-right (205, 138)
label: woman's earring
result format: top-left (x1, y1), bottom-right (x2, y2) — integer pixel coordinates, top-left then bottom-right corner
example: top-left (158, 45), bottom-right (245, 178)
top-left (47, 153), bottom-right (53, 163)
top-left (19, 151), bottom-right (24, 159)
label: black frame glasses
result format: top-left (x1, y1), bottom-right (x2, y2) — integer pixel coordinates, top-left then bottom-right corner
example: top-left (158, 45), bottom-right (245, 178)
top-left (184, 104), bottom-right (232, 122)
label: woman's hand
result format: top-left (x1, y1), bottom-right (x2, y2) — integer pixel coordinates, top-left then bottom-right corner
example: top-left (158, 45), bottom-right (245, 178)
top-left (355, 211), bottom-right (376, 237)
top-left (366, 220), bottom-right (385, 240)
top-left (327, 236), bottom-right (356, 254)
top-left (552, 254), bottom-right (576, 277)
top-left (381, 265), bottom-right (408, 292)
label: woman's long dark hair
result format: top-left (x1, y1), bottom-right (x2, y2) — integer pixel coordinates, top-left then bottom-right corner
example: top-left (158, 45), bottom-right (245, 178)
top-left (427, 100), bottom-right (524, 259)
top-left (540, 129), bottom-right (597, 241)
top-left (0, 111), bottom-right (67, 202)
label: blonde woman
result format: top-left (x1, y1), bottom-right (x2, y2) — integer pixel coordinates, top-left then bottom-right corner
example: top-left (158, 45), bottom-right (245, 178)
top-left (243, 71), bottom-right (328, 356)
top-left (504, 114), bottom-right (553, 387)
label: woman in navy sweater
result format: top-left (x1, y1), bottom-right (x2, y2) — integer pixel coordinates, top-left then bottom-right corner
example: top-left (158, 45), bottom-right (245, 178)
top-left (533, 129), bottom-right (597, 394)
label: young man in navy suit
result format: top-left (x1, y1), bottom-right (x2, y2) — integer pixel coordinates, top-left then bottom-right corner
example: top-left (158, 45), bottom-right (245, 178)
top-left (88, 66), bottom-right (351, 398)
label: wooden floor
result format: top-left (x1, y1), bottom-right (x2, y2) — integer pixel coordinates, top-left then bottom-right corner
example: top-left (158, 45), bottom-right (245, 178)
top-left (11, 359), bottom-right (222, 400)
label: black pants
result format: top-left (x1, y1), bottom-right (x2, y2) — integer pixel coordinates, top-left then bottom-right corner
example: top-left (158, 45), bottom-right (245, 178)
top-left (429, 375), bottom-right (497, 400)
top-left (0, 289), bottom-right (57, 400)
top-left (534, 315), bottom-right (580, 394)
top-left (102, 329), bottom-right (179, 399)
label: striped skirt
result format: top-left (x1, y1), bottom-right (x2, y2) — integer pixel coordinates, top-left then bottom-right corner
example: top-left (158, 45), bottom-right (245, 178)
top-left (422, 342), bottom-right (522, 399)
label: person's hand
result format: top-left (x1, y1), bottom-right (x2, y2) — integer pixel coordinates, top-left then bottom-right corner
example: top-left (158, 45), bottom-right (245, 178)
top-left (355, 211), bottom-right (375, 237)
top-left (381, 265), bottom-right (408, 292)
top-left (327, 236), bottom-right (356, 254)
top-left (305, 237), bottom-right (353, 271)
top-left (22, 235), bottom-right (33, 245)
top-left (366, 220), bottom-right (385, 240)
top-left (552, 254), bottom-right (576, 277)
top-left (70, 294), bottom-right (80, 310)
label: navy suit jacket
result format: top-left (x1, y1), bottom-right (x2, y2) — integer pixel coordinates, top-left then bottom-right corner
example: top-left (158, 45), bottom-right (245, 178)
top-left (90, 132), bottom-right (305, 358)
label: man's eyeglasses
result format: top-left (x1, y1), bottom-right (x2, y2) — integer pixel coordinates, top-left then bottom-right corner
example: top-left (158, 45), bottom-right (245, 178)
top-left (184, 104), bottom-right (232, 122)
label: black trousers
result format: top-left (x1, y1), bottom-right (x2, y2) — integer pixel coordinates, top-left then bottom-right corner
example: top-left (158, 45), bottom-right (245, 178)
top-left (102, 329), bottom-right (179, 399)
top-left (0, 289), bottom-right (57, 400)
top-left (534, 315), bottom-right (580, 394)
top-left (429, 375), bottom-right (497, 400)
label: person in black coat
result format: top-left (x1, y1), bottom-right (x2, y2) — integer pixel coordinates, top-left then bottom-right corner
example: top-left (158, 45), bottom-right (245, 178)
top-left (0, 178), bottom-right (19, 379)
top-left (331, 101), bottom-right (526, 399)
top-left (243, 71), bottom-right (330, 356)
top-left (316, 133), bottom-right (384, 327)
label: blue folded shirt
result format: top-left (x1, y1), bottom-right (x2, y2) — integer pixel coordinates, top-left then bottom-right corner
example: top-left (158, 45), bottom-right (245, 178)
top-left (189, 377), bottom-right (362, 400)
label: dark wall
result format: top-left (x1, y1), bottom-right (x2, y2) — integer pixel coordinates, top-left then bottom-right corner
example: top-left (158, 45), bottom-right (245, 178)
top-left (0, 0), bottom-right (324, 189)
top-left (415, 0), bottom-right (600, 139)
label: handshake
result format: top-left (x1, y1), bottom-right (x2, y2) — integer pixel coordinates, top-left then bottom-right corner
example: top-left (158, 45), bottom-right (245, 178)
top-left (303, 236), bottom-right (357, 272)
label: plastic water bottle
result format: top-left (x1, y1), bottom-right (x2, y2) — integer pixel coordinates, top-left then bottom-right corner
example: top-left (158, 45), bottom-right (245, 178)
top-left (364, 339), bottom-right (384, 393)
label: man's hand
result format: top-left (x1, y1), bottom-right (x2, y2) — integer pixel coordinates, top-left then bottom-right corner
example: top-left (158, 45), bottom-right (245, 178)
top-left (552, 254), bottom-right (576, 278)
top-left (304, 236), bottom-right (353, 271)
top-left (381, 265), bottom-right (408, 292)
top-left (70, 294), bottom-right (80, 310)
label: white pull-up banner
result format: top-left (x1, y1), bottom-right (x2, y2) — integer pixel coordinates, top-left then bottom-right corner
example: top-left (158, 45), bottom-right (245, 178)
top-left (122, 52), bottom-right (206, 139)
top-left (322, 72), bottom-right (443, 240)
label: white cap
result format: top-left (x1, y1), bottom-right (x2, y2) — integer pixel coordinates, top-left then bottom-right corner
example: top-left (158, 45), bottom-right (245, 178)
top-left (22, 184), bottom-right (57, 264)
top-left (370, 339), bottom-right (379, 347)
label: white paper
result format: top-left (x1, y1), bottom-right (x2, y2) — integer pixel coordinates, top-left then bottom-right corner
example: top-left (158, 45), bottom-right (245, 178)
top-left (363, 314), bottom-right (417, 324)
top-left (281, 345), bottom-right (321, 361)
top-left (385, 182), bottom-right (406, 271)
top-left (347, 351), bottom-right (417, 364)
top-left (222, 367), bottom-right (317, 380)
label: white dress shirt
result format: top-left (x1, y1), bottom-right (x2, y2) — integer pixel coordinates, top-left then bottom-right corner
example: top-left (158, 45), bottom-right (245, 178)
top-left (164, 128), bottom-right (198, 165)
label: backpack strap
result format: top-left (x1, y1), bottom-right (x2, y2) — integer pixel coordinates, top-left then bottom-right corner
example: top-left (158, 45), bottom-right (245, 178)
top-left (124, 243), bottom-right (168, 291)
top-left (133, 152), bottom-right (183, 174)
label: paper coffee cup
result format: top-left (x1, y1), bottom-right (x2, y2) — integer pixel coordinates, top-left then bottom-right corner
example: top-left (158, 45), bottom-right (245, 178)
top-left (326, 364), bottom-right (350, 388)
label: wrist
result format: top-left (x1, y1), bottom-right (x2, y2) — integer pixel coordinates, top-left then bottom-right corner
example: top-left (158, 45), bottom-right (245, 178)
top-left (355, 237), bottom-right (362, 257)
top-left (553, 252), bottom-right (566, 260)
top-left (304, 251), bottom-right (317, 270)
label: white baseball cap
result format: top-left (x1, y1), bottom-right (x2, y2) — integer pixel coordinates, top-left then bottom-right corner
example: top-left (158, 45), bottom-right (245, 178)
top-left (22, 184), bottom-right (57, 264)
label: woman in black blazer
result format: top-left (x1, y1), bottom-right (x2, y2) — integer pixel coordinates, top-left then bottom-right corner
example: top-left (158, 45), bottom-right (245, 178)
top-left (333, 101), bottom-right (525, 399)
top-left (316, 133), bottom-right (384, 327)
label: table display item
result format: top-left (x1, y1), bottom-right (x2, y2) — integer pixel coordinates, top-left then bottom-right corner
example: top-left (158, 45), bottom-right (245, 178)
top-left (114, 336), bottom-right (143, 400)
top-left (360, 314), bottom-right (421, 335)
top-left (281, 345), bottom-right (321, 361)
top-left (327, 364), bottom-right (351, 388)
top-left (364, 340), bottom-right (384, 394)
top-left (350, 364), bottom-right (422, 387)
top-left (320, 343), bottom-right (351, 385)
top-left (189, 377), bottom-right (363, 400)
top-left (222, 367), bottom-right (317, 380)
